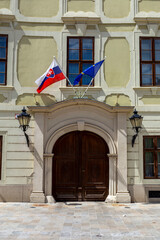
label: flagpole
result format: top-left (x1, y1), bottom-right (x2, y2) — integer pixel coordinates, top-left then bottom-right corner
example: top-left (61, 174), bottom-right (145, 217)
top-left (81, 77), bottom-right (94, 98)
top-left (54, 56), bottom-right (79, 98)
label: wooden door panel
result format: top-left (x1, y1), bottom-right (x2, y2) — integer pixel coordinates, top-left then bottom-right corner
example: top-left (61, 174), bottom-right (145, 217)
top-left (85, 158), bottom-right (106, 185)
top-left (82, 131), bottom-right (109, 201)
top-left (52, 132), bottom-right (78, 201)
top-left (84, 187), bottom-right (108, 201)
top-left (56, 157), bottom-right (77, 185)
top-left (52, 131), bottom-right (109, 201)
top-left (54, 187), bottom-right (78, 201)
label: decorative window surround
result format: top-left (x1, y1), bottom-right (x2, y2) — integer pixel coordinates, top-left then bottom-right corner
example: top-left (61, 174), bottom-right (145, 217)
top-left (62, 11), bottom-right (101, 36)
top-left (133, 87), bottom-right (160, 96)
top-left (0, 9), bottom-right (15, 21)
top-left (62, 11), bottom-right (101, 25)
top-left (59, 87), bottom-right (103, 100)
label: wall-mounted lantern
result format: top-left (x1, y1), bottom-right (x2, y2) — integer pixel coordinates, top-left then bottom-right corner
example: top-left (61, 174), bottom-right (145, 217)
top-left (17, 107), bottom-right (31, 147)
top-left (129, 109), bottom-right (143, 147)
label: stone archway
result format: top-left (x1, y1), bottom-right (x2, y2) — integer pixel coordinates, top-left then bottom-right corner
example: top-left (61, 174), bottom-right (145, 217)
top-left (44, 122), bottom-right (117, 203)
top-left (28, 99), bottom-right (132, 203)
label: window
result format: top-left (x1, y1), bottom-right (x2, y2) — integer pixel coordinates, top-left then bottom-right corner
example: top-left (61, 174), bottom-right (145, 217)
top-left (67, 37), bottom-right (94, 86)
top-left (143, 136), bottom-right (160, 179)
top-left (140, 37), bottom-right (160, 86)
top-left (0, 136), bottom-right (2, 180)
top-left (0, 35), bottom-right (8, 85)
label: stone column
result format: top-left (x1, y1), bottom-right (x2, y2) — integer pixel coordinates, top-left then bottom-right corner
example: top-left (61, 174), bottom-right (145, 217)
top-left (116, 113), bottom-right (131, 203)
top-left (106, 154), bottom-right (117, 203)
top-left (44, 153), bottom-right (55, 203)
top-left (30, 113), bottom-right (45, 203)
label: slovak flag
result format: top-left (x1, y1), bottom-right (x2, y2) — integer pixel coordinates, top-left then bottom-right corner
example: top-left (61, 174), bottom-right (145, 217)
top-left (35, 59), bottom-right (65, 93)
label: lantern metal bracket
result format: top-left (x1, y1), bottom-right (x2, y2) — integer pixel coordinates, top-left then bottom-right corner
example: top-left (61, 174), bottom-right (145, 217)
top-left (132, 127), bottom-right (139, 147)
top-left (23, 128), bottom-right (29, 147)
top-left (129, 109), bottom-right (143, 148)
top-left (17, 107), bottom-right (31, 147)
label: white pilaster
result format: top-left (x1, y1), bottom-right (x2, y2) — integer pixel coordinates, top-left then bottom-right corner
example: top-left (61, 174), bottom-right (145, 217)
top-left (44, 153), bottom-right (55, 203)
top-left (116, 113), bottom-right (131, 203)
top-left (30, 113), bottom-right (45, 203)
top-left (106, 154), bottom-right (117, 203)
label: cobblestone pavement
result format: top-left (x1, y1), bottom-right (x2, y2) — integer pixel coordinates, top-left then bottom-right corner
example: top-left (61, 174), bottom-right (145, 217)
top-left (0, 202), bottom-right (160, 239)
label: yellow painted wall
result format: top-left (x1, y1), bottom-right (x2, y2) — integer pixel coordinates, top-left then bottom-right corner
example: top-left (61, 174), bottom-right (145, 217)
top-left (15, 23), bottom-right (63, 32)
top-left (0, 0), bottom-right (10, 9)
top-left (16, 94), bottom-right (56, 106)
top-left (104, 38), bottom-right (130, 87)
top-left (105, 94), bottom-right (131, 106)
top-left (103, 0), bottom-right (130, 18)
top-left (139, 0), bottom-right (160, 12)
top-left (68, 0), bottom-right (94, 12)
top-left (99, 24), bottom-right (135, 32)
top-left (141, 96), bottom-right (160, 105)
top-left (18, 0), bottom-right (59, 17)
top-left (17, 36), bottom-right (57, 87)
top-left (0, 94), bottom-right (6, 103)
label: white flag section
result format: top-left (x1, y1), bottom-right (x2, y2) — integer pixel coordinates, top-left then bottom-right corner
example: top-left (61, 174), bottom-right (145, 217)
top-left (35, 58), bottom-right (65, 93)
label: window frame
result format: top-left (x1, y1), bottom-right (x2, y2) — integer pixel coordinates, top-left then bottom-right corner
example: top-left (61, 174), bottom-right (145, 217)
top-left (0, 34), bottom-right (8, 85)
top-left (0, 136), bottom-right (2, 180)
top-left (140, 37), bottom-right (160, 87)
top-left (143, 136), bottom-right (160, 179)
top-left (67, 36), bottom-right (94, 86)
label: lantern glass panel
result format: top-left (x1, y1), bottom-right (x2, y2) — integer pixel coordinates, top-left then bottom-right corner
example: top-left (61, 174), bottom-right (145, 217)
top-left (17, 116), bottom-right (23, 126)
top-left (130, 118), bottom-right (136, 128)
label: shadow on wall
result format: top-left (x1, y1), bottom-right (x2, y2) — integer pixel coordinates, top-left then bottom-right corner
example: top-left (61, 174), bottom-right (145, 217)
top-left (16, 93), bottom-right (56, 106)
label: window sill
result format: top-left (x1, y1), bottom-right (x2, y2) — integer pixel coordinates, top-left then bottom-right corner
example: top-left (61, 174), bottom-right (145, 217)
top-left (0, 86), bottom-right (14, 90)
top-left (59, 86), bottom-right (102, 91)
top-left (133, 87), bottom-right (160, 95)
top-left (60, 86), bottom-right (102, 99)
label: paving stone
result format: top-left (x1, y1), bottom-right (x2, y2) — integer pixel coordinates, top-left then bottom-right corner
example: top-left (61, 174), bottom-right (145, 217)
top-left (0, 202), bottom-right (160, 239)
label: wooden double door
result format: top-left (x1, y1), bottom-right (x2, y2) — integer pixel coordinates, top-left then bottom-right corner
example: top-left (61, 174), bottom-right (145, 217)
top-left (52, 131), bottom-right (109, 201)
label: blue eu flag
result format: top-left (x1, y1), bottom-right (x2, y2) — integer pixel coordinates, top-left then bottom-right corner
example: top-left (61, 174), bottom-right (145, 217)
top-left (73, 59), bottom-right (104, 86)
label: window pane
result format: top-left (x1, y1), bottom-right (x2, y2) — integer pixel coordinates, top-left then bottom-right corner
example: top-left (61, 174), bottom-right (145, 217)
top-left (69, 39), bottom-right (79, 49)
top-left (155, 40), bottom-right (160, 50)
top-left (145, 165), bottom-right (154, 177)
top-left (0, 62), bottom-right (5, 72)
top-left (142, 64), bottom-right (152, 74)
top-left (157, 138), bottom-right (160, 149)
top-left (145, 138), bottom-right (154, 149)
top-left (157, 152), bottom-right (160, 163)
top-left (82, 50), bottom-right (93, 60)
top-left (155, 64), bottom-right (160, 74)
top-left (0, 48), bottom-right (6, 59)
top-left (82, 75), bottom-right (92, 85)
top-left (142, 64), bottom-right (152, 85)
top-left (69, 49), bottom-right (79, 60)
top-left (155, 51), bottom-right (160, 61)
top-left (141, 39), bottom-right (152, 50)
top-left (0, 37), bottom-right (7, 47)
top-left (145, 152), bottom-right (154, 164)
top-left (156, 76), bottom-right (160, 85)
top-left (0, 73), bottom-right (5, 84)
top-left (68, 74), bottom-right (78, 85)
top-left (141, 51), bottom-right (152, 61)
top-left (68, 63), bottom-right (79, 74)
top-left (82, 63), bottom-right (92, 71)
top-left (82, 63), bottom-right (93, 85)
top-left (155, 64), bottom-right (160, 85)
top-left (82, 39), bottom-right (93, 49)
top-left (157, 149), bottom-right (160, 176)
top-left (142, 75), bottom-right (152, 85)
top-left (158, 165), bottom-right (160, 177)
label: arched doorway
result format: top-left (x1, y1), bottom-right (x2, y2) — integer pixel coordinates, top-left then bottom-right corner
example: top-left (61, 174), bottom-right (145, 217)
top-left (52, 131), bottom-right (109, 201)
